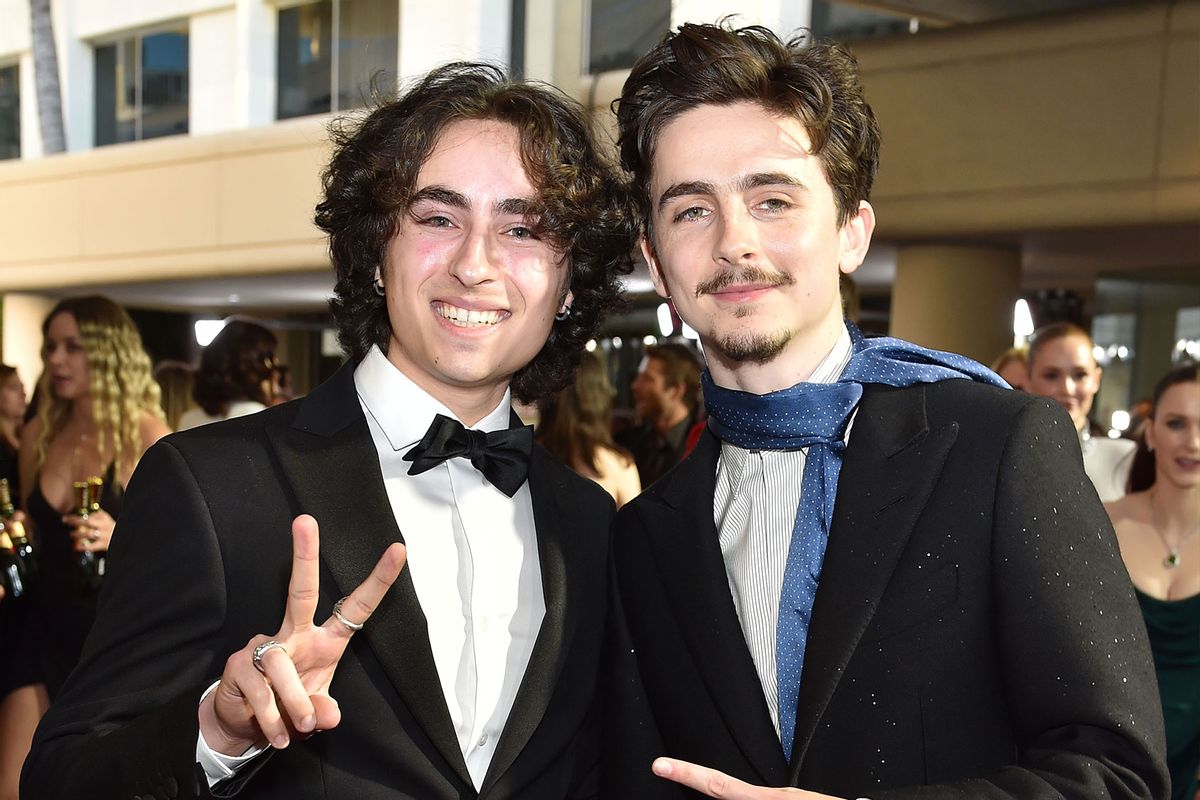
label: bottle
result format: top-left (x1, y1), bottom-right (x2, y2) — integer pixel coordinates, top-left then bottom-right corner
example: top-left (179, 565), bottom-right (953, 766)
top-left (0, 525), bottom-right (25, 599)
top-left (0, 478), bottom-right (35, 579)
top-left (74, 481), bottom-right (102, 592)
top-left (88, 476), bottom-right (106, 581)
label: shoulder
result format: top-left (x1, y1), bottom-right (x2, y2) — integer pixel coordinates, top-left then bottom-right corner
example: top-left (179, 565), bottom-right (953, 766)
top-left (20, 416), bottom-right (42, 449)
top-left (138, 411), bottom-right (171, 449)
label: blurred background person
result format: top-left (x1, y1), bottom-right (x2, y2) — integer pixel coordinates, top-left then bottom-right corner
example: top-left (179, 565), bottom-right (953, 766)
top-left (1028, 321), bottom-right (1135, 502)
top-left (537, 352), bottom-right (641, 507)
top-left (991, 346), bottom-right (1029, 391)
top-left (0, 365), bottom-right (27, 496)
top-left (616, 343), bottom-right (702, 488)
top-left (2, 296), bottom-right (168, 798)
top-left (152, 360), bottom-right (195, 431)
top-left (1105, 363), bottom-right (1199, 800)
top-left (178, 317), bottom-right (278, 430)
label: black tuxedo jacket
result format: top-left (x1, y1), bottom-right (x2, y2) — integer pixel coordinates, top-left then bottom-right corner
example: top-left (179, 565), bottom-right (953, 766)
top-left (604, 380), bottom-right (1168, 799)
top-left (23, 362), bottom-right (614, 800)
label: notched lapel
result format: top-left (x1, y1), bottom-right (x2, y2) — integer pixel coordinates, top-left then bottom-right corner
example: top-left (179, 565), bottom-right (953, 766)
top-left (265, 365), bottom-right (472, 788)
top-left (788, 384), bottom-right (958, 774)
top-left (650, 432), bottom-right (791, 786)
top-left (481, 447), bottom-right (579, 793)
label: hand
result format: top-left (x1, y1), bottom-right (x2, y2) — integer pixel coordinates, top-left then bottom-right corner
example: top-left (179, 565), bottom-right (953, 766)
top-left (198, 514), bottom-right (406, 755)
top-left (65, 508), bottom-right (116, 553)
top-left (651, 758), bottom-right (843, 799)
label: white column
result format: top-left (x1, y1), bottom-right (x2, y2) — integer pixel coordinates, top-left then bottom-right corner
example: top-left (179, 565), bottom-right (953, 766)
top-left (190, 9), bottom-right (238, 135)
top-left (399, 0), bottom-right (510, 81)
top-left (235, 0), bottom-right (274, 128)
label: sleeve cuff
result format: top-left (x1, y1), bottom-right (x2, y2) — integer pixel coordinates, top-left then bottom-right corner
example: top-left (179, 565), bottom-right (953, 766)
top-left (195, 680), bottom-right (269, 788)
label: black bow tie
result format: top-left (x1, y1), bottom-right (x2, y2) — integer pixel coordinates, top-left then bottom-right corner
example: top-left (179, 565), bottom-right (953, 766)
top-left (402, 414), bottom-right (534, 498)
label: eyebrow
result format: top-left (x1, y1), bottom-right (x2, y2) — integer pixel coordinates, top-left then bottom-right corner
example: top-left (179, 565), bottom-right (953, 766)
top-left (409, 185), bottom-right (541, 217)
top-left (656, 171), bottom-right (808, 213)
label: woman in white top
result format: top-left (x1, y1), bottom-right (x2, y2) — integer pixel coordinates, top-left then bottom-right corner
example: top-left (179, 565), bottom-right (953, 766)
top-left (177, 318), bottom-right (279, 431)
top-left (537, 352), bottom-right (641, 507)
top-left (1027, 321), bottom-right (1135, 502)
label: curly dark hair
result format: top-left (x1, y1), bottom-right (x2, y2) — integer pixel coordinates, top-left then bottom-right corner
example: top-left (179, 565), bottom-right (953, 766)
top-left (315, 62), bottom-right (636, 403)
top-left (615, 22), bottom-right (880, 235)
top-left (192, 318), bottom-right (278, 416)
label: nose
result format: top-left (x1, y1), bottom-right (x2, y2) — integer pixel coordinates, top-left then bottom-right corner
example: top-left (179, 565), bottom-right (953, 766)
top-left (712, 205), bottom-right (759, 265)
top-left (448, 229), bottom-right (501, 287)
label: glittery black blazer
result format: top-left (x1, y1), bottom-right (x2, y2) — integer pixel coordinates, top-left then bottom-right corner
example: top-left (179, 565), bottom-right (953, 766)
top-left (23, 361), bottom-right (614, 800)
top-left (604, 380), bottom-right (1169, 799)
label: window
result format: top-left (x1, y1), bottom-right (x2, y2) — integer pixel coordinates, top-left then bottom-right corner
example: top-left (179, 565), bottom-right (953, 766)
top-left (586, 0), bottom-right (669, 74)
top-left (95, 27), bottom-right (189, 146)
top-left (810, 1), bottom-right (917, 41)
top-left (276, 0), bottom-right (398, 120)
top-left (0, 64), bottom-right (17, 160)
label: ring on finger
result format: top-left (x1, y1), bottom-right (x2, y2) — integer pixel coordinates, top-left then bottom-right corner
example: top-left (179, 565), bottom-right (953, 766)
top-left (87, 530), bottom-right (99, 543)
top-left (252, 640), bottom-right (287, 674)
top-left (331, 597), bottom-right (365, 632)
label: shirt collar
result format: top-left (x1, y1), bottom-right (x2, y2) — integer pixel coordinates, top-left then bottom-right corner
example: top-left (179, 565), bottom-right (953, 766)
top-left (353, 346), bottom-right (513, 452)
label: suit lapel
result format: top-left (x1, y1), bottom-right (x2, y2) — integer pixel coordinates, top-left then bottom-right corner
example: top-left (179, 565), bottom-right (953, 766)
top-left (788, 384), bottom-right (958, 774)
top-left (647, 432), bottom-right (791, 786)
top-left (265, 362), bottom-right (473, 788)
top-left (480, 445), bottom-right (579, 794)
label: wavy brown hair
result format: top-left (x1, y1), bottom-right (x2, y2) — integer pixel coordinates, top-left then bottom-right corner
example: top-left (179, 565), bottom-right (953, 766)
top-left (537, 352), bottom-right (630, 474)
top-left (36, 296), bottom-right (163, 475)
top-left (315, 62), bottom-right (636, 403)
top-left (615, 22), bottom-right (880, 236)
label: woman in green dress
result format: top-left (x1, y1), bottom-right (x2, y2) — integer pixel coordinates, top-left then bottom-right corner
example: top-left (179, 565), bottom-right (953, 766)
top-left (1106, 363), bottom-right (1200, 800)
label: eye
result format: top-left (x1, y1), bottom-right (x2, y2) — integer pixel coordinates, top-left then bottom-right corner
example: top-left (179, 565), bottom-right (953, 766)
top-left (422, 215), bottom-right (453, 228)
top-left (672, 206), bottom-right (709, 223)
top-left (757, 197), bottom-right (792, 213)
top-left (506, 225), bottom-right (538, 241)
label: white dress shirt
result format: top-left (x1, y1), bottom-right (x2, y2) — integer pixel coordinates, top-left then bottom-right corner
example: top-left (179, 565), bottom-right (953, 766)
top-left (714, 327), bottom-right (853, 737)
top-left (199, 346), bottom-right (544, 790)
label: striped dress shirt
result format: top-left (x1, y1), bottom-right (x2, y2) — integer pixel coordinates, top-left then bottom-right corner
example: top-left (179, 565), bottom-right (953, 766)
top-left (714, 327), bottom-right (854, 738)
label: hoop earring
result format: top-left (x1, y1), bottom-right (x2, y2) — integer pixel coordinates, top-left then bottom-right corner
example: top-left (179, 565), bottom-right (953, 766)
top-left (555, 305), bottom-right (572, 322)
top-left (374, 280), bottom-right (385, 297)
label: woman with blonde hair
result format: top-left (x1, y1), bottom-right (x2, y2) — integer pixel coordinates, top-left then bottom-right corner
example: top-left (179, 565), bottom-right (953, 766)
top-left (0, 297), bottom-right (169, 799)
top-left (15, 296), bottom-right (169, 692)
top-left (537, 352), bottom-right (641, 507)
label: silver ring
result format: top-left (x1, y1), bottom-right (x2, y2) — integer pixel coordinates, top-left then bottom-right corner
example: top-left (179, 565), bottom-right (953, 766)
top-left (331, 597), bottom-right (364, 632)
top-left (252, 640), bottom-right (286, 673)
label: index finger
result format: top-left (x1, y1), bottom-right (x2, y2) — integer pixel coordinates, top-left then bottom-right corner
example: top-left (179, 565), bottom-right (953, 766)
top-left (652, 758), bottom-right (801, 799)
top-left (283, 514), bottom-right (322, 631)
top-left (323, 542), bottom-right (406, 637)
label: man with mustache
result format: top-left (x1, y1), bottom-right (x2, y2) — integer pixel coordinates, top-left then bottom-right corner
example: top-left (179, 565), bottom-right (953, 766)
top-left (603, 22), bottom-right (1167, 800)
top-left (23, 63), bottom-right (635, 799)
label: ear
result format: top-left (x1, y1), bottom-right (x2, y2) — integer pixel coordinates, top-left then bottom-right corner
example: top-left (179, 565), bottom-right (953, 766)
top-left (838, 201), bottom-right (876, 276)
top-left (559, 288), bottom-right (575, 314)
top-left (1144, 419), bottom-right (1157, 453)
top-left (640, 237), bottom-right (672, 299)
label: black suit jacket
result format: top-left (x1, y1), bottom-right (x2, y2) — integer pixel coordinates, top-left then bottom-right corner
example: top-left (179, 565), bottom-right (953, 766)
top-left (23, 362), bottom-right (614, 800)
top-left (604, 381), bottom-right (1168, 799)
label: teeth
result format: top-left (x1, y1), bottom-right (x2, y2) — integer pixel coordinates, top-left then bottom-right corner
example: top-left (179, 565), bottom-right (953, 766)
top-left (435, 303), bottom-right (503, 327)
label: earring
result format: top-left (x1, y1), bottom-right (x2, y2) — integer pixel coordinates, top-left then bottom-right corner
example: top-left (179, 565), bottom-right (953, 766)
top-left (555, 305), bottom-right (572, 322)
top-left (373, 279), bottom-right (385, 297)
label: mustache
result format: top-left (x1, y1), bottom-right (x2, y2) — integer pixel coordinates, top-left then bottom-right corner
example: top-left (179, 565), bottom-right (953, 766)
top-left (694, 266), bottom-right (794, 298)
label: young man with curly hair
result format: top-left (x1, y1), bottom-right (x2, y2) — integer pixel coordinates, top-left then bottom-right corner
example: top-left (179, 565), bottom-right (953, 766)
top-left (603, 23), bottom-right (1167, 800)
top-left (23, 63), bottom-right (634, 800)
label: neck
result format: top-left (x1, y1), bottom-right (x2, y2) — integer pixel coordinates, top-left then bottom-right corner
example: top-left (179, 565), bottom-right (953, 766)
top-left (1150, 480), bottom-right (1200, 532)
top-left (68, 397), bottom-right (97, 429)
top-left (704, 314), bottom-right (845, 395)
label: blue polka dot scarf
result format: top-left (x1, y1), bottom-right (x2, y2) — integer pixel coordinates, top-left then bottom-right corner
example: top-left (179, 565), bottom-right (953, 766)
top-left (702, 322), bottom-right (1007, 762)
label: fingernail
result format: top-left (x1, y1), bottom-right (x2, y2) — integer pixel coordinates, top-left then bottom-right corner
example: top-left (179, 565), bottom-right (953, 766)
top-left (273, 734), bottom-right (289, 749)
top-left (652, 758), bottom-right (672, 777)
top-left (300, 715), bottom-right (315, 732)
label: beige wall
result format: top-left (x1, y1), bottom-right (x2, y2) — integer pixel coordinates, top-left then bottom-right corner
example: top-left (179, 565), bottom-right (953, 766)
top-left (0, 1), bottom-right (1194, 295)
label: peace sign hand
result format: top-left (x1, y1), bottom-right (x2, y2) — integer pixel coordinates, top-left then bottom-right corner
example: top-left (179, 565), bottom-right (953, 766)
top-left (198, 514), bottom-right (406, 756)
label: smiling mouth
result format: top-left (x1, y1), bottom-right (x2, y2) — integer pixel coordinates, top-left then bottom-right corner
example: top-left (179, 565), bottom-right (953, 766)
top-left (433, 302), bottom-right (507, 328)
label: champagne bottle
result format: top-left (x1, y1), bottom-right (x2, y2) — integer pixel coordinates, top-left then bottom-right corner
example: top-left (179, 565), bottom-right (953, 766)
top-left (88, 476), bottom-right (106, 581)
top-left (0, 478), bottom-right (35, 579)
top-left (74, 481), bottom-right (102, 592)
top-left (0, 526), bottom-right (25, 599)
